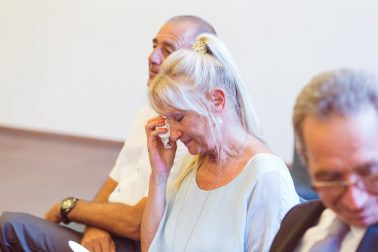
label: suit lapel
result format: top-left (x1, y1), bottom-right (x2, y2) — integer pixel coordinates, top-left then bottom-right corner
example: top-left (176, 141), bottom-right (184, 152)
top-left (357, 224), bottom-right (378, 252)
top-left (286, 201), bottom-right (325, 251)
top-left (270, 200), bottom-right (325, 252)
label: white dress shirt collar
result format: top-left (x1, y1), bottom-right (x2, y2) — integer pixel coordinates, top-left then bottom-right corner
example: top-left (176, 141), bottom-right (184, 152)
top-left (296, 208), bottom-right (367, 252)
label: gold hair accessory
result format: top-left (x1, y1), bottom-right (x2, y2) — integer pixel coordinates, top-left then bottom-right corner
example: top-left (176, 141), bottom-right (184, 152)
top-left (192, 40), bottom-right (208, 54)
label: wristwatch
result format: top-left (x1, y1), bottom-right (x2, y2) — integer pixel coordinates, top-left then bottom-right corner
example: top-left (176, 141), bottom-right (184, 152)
top-left (60, 197), bottom-right (78, 224)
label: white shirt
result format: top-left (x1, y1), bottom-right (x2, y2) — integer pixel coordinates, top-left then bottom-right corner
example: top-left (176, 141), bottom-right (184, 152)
top-left (149, 153), bottom-right (300, 252)
top-left (108, 104), bottom-right (186, 205)
top-left (295, 208), bottom-right (367, 252)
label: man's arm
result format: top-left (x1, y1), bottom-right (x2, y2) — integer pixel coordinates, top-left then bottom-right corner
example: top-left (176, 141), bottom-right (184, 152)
top-left (70, 196), bottom-right (146, 240)
top-left (80, 177), bottom-right (119, 251)
top-left (79, 177), bottom-right (144, 251)
top-left (92, 177), bottom-right (118, 203)
top-left (45, 177), bottom-right (146, 240)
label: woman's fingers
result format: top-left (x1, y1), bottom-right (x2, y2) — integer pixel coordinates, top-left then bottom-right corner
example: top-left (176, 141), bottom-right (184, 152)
top-left (146, 116), bottom-right (171, 147)
top-left (145, 116), bottom-right (166, 134)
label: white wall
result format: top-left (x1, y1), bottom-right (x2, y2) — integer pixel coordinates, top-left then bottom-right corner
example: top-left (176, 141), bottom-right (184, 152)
top-left (1, 0), bottom-right (377, 162)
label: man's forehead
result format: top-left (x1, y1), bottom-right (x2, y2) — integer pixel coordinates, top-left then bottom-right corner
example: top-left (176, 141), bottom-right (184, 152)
top-left (311, 159), bottom-right (378, 180)
top-left (303, 112), bottom-right (378, 174)
top-left (155, 21), bottom-right (197, 45)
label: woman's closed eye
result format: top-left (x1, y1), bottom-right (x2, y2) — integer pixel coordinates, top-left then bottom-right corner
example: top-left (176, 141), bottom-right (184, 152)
top-left (173, 115), bottom-right (184, 123)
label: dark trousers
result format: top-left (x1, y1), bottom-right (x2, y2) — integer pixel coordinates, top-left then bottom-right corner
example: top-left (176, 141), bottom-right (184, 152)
top-left (0, 212), bottom-right (140, 252)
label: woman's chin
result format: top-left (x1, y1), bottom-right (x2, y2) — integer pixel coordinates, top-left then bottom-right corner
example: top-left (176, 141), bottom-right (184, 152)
top-left (184, 140), bottom-right (203, 155)
top-left (186, 145), bottom-right (201, 155)
top-left (187, 147), bottom-right (199, 155)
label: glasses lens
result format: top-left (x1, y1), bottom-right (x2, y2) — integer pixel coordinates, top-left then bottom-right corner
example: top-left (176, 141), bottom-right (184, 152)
top-left (365, 176), bottom-right (378, 194)
top-left (313, 183), bottom-right (346, 196)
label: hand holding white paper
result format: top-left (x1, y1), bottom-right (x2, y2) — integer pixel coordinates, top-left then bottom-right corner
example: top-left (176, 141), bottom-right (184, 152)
top-left (68, 241), bottom-right (89, 252)
top-left (156, 119), bottom-right (172, 149)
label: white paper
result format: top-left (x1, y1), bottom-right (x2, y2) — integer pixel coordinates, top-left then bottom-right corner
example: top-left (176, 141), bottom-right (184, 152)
top-left (68, 241), bottom-right (89, 252)
top-left (156, 119), bottom-right (172, 149)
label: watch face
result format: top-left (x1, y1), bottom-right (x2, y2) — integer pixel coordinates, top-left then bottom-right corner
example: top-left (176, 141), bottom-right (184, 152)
top-left (60, 197), bottom-right (77, 224)
top-left (61, 198), bottom-right (74, 209)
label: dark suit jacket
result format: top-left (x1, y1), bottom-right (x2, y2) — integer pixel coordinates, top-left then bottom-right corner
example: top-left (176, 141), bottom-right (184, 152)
top-left (270, 200), bottom-right (378, 252)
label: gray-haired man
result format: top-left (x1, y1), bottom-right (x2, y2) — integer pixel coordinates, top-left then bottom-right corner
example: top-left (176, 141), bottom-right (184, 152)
top-left (271, 69), bottom-right (378, 252)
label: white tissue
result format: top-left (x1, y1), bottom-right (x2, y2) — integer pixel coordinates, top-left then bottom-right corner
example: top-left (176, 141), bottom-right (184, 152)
top-left (68, 241), bottom-right (89, 252)
top-left (156, 119), bottom-right (172, 149)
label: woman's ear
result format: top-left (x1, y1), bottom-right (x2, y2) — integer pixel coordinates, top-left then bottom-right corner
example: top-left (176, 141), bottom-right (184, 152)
top-left (210, 88), bottom-right (225, 113)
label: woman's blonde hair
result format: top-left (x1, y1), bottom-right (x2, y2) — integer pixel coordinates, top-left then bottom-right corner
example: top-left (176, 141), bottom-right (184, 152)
top-left (148, 34), bottom-right (264, 188)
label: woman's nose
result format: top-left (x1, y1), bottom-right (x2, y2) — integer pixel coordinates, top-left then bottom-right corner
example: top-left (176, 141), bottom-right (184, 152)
top-left (169, 125), bottom-right (182, 142)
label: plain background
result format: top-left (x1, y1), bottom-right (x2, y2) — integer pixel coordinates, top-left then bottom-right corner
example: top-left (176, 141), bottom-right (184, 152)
top-left (1, 0), bottom-right (378, 162)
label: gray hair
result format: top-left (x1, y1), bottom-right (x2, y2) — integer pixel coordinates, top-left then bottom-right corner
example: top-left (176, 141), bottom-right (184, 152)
top-left (293, 69), bottom-right (378, 160)
top-left (148, 33), bottom-right (264, 186)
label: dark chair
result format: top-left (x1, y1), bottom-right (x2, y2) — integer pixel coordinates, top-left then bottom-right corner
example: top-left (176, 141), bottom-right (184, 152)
top-left (290, 146), bottom-right (319, 201)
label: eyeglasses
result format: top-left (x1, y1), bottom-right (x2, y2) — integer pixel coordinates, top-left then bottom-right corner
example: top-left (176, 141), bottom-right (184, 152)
top-left (312, 172), bottom-right (378, 196)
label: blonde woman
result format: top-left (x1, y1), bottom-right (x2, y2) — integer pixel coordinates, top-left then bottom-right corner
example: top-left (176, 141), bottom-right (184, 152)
top-left (142, 34), bottom-right (299, 252)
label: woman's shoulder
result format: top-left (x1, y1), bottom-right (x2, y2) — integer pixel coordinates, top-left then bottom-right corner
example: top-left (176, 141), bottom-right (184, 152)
top-left (229, 153), bottom-right (288, 190)
top-left (246, 153), bottom-right (300, 208)
top-left (247, 153), bottom-right (287, 175)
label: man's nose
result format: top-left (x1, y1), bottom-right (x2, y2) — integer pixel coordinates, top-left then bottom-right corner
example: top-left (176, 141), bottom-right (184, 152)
top-left (343, 180), bottom-right (369, 210)
top-left (149, 47), bottom-right (163, 65)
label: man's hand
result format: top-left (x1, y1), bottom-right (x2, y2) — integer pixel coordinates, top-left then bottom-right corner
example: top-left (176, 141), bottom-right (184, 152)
top-left (81, 227), bottom-right (116, 252)
top-left (44, 201), bottom-right (62, 223)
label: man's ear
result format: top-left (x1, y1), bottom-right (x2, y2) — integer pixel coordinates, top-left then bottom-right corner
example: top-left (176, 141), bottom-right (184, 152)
top-left (210, 88), bottom-right (225, 113)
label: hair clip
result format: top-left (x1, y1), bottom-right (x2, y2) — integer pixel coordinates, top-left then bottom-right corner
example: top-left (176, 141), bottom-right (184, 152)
top-left (192, 40), bottom-right (208, 54)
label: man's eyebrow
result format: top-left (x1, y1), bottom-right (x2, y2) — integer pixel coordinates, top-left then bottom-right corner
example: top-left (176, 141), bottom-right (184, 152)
top-left (354, 161), bottom-right (378, 173)
top-left (152, 38), bottom-right (176, 50)
top-left (357, 161), bottom-right (378, 169)
top-left (313, 170), bottom-right (343, 180)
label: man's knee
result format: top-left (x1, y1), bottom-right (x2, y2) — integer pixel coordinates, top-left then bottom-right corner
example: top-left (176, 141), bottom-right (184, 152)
top-left (0, 211), bottom-right (82, 252)
top-left (0, 211), bottom-right (41, 237)
top-left (0, 211), bottom-right (22, 237)
top-left (1, 211), bottom-right (27, 227)
top-left (0, 211), bottom-right (17, 226)
top-left (0, 212), bottom-right (27, 252)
